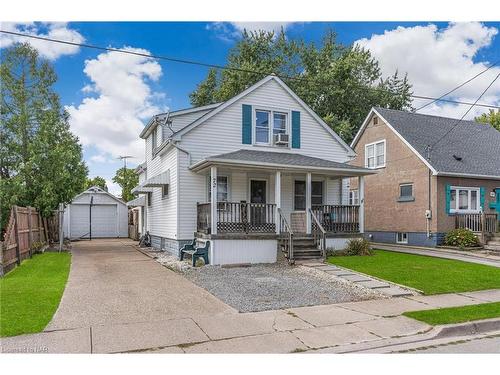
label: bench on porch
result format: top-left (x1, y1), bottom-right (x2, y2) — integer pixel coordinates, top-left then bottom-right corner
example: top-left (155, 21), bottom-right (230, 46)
top-left (180, 240), bottom-right (210, 266)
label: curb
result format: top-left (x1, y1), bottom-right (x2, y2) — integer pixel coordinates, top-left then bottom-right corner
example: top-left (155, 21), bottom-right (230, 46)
top-left (433, 317), bottom-right (500, 339)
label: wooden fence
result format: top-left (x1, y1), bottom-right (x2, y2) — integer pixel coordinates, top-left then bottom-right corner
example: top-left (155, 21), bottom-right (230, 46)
top-left (0, 206), bottom-right (55, 275)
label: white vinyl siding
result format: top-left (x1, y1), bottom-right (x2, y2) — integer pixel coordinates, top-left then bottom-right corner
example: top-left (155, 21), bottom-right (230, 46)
top-left (179, 79), bottom-right (350, 164)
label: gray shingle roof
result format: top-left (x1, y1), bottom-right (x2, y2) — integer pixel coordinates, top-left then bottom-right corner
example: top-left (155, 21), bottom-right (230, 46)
top-left (206, 149), bottom-right (371, 172)
top-left (374, 107), bottom-right (500, 177)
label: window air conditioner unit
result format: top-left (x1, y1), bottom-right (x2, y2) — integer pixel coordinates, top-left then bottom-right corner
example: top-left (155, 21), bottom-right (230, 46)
top-left (274, 133), bottom-right (289, 146)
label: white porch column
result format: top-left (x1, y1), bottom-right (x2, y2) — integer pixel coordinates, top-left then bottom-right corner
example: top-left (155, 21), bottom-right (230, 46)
top-left (275, 171), bottom-right (281, 234)
top-left (358, 175), bottom-right (365, 234)
top-left (306, 172), bottom-right (312, 234)
top-left (210, 166), bottom-right (218, 235)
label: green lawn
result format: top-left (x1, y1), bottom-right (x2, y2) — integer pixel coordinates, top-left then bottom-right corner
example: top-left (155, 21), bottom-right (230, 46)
top-left (0, 252), bottom-right (71, 337)
top-left (327, 250), bottom-right (500, 295)
top-left (404, 302), bottom-right (500, 325)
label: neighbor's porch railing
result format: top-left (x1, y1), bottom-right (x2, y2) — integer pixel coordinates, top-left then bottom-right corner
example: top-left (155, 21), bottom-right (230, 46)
top-left (312, 205), bottom-right (360, 233)
top-left (455, 212), bottom-right (498, 243)
top-left (197, 202), bottom-right (276, 234)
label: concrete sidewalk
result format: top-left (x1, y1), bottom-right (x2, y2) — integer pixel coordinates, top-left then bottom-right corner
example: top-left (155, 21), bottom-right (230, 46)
top-left (2, 288), bottom-right (499, 353)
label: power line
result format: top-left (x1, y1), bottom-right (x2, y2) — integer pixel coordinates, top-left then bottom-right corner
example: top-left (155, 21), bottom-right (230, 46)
top-left (415, 58), bottom-right (500, 112)
top-left (430, 72), bottom-right (500, 149)
top-left (2, 29), bottom-right (499, 111)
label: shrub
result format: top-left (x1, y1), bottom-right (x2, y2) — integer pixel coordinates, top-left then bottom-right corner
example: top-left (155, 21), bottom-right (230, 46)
top-left (344, 238), bottom-right (373, 256)
top-left (444, 228), bottom-right (479, 249)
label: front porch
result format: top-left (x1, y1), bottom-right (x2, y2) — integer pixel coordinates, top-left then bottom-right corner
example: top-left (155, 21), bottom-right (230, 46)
top-left (190, 149), bottom-right (375, 264)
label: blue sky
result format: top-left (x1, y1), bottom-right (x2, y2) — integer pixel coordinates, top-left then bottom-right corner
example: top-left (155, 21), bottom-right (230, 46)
top-left (2, 21), bottom-right (499, 196)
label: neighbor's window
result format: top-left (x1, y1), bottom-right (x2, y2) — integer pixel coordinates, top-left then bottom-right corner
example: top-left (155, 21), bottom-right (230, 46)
top-left (396, 232), bottom-right (408, 244)
top-left (450, 186), bottom-right (480, 213)
top-left (147, 192), bottom-right (152, 207)
top-left (255, 110), bottom-right (270, 144)
top-left (398, 183), bottom-right (414, 202)
top-left (349, 190), bottom-right (359, 205)
top-left (208, 176), bottom-right (228, 202)
top-left (162, 184), bottom-right (169, 198)
top-left (365, 140), bottom-right (386, 168)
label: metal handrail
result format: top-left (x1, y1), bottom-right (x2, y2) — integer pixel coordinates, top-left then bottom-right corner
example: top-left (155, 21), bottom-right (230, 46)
top-left (309, 208), bottom-right (327, 258)
top-left (278, 208), bottom-right (294, 264)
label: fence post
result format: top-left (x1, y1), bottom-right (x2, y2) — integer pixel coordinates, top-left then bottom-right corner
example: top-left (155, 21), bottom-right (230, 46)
top-left (27, 206), bottom-right (33, 258)
top-left (481, 211), bottom-right (486, 244)
top-left (59, 203), bottom-right (64, 252)
top-left (13, 206), bottom-right (21, 266)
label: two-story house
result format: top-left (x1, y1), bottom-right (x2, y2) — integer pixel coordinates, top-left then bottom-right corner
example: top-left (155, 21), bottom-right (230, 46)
top-left (129, 75), bottom-right (374, 265)
top-left (349, 107), bottom-right (500, 248)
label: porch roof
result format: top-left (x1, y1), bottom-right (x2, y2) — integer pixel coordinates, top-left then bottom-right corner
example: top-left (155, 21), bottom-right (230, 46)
top-left (190, 149), bottom-right (376, 176)
top-left (126, 195), bottom-right (145, 207)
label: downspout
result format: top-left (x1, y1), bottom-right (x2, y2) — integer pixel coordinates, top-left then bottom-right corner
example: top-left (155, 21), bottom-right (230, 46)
top-left (426, 145), bottom-right (432, 239)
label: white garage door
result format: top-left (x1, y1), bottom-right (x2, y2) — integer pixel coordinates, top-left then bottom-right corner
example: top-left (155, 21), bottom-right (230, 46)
top-left (70, 204), bottom-right (118, 238)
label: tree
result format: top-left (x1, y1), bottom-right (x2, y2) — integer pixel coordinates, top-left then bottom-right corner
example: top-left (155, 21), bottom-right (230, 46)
top-left (190, 29), bottom-right (413, 143)
top-left (84, 176), bottom-right (108, 191)
top-left (112, 167), bottom-right (138, 202)
top-left (0, 43), bottom-right (87, 230)
top-left (475, 109), bottom-right (500, 131)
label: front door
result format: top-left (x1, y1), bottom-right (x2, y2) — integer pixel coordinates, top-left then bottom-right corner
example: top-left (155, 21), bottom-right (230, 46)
top-left (250, 180), bottom-right (267, 227)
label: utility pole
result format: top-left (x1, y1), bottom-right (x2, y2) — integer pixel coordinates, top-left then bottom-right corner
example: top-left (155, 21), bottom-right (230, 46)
top-left (117, 155), bottom-right (134, 170)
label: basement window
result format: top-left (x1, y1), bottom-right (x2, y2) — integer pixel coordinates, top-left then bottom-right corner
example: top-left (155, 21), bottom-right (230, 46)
top-left (396, 232), bottom-right (408, 244)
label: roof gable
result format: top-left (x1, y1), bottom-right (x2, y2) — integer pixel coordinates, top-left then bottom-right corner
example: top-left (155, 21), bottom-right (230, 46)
top-left (353, 107), bottom-right (500, 179)
top-left (71, 186), bottom-right (126, 205)
top-left (172, 75), bottom-right (355, 156)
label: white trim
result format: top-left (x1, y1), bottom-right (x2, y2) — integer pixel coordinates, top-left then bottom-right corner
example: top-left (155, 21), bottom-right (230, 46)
top-left (190, 157), bottom-right (376, 175)
top-left (449, 186), bottom-right (481, 214)
top-left (396, 232), bottom-right (408, 244)
top-left (140, 102), bottom-right (222, 139)
top-left (364, 139), bottom-right (386, 169)
top-left (173, 75), bottom-right (356, 156)
top-left (253, 107), bottom-right (291, 148)
top-left (352, 108), bottom-right (438, 175)
top-left (436, 171), bottom-right (500, 180)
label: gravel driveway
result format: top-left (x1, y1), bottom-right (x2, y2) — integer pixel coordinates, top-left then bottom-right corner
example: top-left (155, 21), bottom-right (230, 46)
top-left (183, 261), bottom-right (381, 312)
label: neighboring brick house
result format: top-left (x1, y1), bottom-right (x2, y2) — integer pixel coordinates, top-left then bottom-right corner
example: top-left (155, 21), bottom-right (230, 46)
top-left (349, 107), bottom-right (500, 247)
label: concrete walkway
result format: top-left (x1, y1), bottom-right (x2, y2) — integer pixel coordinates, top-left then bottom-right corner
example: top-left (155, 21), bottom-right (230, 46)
top-left (1, 239), bottom-right (500, 353)
top-left (374, 243), bottom-right (500, 268)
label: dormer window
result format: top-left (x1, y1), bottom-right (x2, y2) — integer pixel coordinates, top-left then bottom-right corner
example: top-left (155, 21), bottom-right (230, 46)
top-left (254, 108), bottom-right (289, 146)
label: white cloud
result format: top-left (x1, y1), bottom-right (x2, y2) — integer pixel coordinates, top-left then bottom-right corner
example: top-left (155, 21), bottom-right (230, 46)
top-left (355, 22), bottom-right (500, 119)
top-left (66, 47), bottom-right (166, 159)
top-left (0, 22), bottom-right (84, 60)
top-left (208, 22), bottom-right (294, 41)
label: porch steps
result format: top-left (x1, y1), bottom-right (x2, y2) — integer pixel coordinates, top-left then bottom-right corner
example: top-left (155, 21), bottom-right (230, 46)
top-left (485, 234), bottom-right (500, 252)
top-left (280, 236), bottom-right (323, 261)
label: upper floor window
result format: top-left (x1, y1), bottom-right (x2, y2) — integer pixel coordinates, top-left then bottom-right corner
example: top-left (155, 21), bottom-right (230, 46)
top-left (450, 186), bottom-right (480, 213)
top-left (254, 109), bottom-right (289, 146)
top-left (365, 140), bottom-right (386, 168)
top-left (151, 126), bottom-right (158, 154)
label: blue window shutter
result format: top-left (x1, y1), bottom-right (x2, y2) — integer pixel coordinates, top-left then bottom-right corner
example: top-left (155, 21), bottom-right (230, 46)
top-left (445, 184), bottom-right (451, 215)
top-left (242, 104), bottom-right (252, 144)
top-left (480, 187), bottom-right (485, 210)
top-left (292, 111), bottom-right (301, 148)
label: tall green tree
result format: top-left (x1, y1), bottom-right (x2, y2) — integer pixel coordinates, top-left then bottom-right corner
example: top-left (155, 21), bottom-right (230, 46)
top-left (112, 167), bottom-right (138, 202)
top-left (190, 29), bottom-right (413, 143)
top-left (84, 176), bottom-right (108, 191)
top-left (0, 43), bottom-right (88, 230)
top-left (475, 109), bottom-right (500, 131)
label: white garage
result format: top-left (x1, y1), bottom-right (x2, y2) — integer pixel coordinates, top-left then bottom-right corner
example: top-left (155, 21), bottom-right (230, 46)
top-left (63, 186), bottom-right (128, 239)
